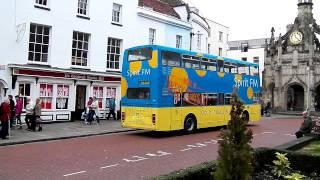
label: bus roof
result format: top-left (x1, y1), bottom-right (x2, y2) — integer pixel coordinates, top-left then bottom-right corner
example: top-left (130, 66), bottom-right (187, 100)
top-left (125, 44), bottom-right (259, 67)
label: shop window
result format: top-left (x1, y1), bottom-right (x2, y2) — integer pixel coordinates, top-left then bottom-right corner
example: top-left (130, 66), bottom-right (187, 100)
top-left (93, 86), bottom-right (103, 108)
top-left (56, 85), bottom-right (69, 109)
top-left (19, 83), bottom-right (31, 108)
top-left (39, 83), bottom-right (53, 109)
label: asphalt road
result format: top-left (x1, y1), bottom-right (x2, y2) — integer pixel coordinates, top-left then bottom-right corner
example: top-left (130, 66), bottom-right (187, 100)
top-left (0, 117), bottom-right (301, 180)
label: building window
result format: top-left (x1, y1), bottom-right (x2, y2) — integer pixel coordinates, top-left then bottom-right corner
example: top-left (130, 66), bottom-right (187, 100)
top-left (77, 0), bottom-right (89, 16)
top-left (208, 44), bottom-right (211, 54)
top-left (56, 85), bottom-right (69, 109)
top-left (18, 83), bottom-right (31, 108)
top-left (39, 84), bottom-right (53, 109)
top-left (93, 86), bottom-right (103, 108)
top-left (72, 31), bottom-right (90, 67)
top-left (28, 24), bottom-right (50, 63)
top-left (112, 3), bottom-right (122, 24)
top-left (241, 43), bottom-right (249, 52)
top-left (242, 57), bottom-right (247, 61)
top-left (219, 31), bottom-right (223, 42)
top-left (218, 48), bottom-right (223, 56)
top-left (107, 38), bottom-right (121, 70)
top-left (253, 56), bottom-right (259, 64)
top-left (176, 35), bottom-right (182, 48)
top-left (197, 33), bottom-right (201, 50)
top-left (149, 28), bottom-right (156, 45)
top-left (106, 87), bottom-right (116, 108)
top-left (35, 0), bottom-right (48, 6)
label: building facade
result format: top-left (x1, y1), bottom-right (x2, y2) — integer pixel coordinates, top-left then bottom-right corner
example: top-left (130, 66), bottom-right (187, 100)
top-left (207, 19), bottom-right (229, 57)
top-left (264, 0), bottom-right (320, 112)
top-left (227, 38), bottom-right (267, 86)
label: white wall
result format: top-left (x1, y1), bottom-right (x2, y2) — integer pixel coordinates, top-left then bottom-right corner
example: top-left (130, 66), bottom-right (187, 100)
top-left (207, 19), bottom-right (229, 57)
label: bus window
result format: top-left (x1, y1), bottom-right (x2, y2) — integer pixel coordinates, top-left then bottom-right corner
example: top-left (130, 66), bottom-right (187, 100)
top-left (250, 66), bottom-right (259, 76)
top-left (217, 60), bottom-right (224, 72)
top-left (162, 51), bottom-right (181, 66)
top-left (218, 93), bottom-right (225, 105)
top-left (127, 88), bottom-right (150, 99)
top-left (182, 55), bottom-right (200, 69)
top-left (205, 93), bottom-right (218, 106)
top-left (201, 61), bottom-right (217, 71)
top-left (225, 94), bottom-right (232, 105)
top-left (224, 62), bottom-right (232, 73)
top-left (128, 48), bottom-right (152, 61)
top-left (238, 64), bottom-right (249, 75)
top-left (230, 63), bottom-right (238, 74)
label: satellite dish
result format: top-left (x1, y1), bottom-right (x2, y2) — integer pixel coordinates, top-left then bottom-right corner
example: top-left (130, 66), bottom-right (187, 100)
top-left (16, 23), bottom-right (26, 42)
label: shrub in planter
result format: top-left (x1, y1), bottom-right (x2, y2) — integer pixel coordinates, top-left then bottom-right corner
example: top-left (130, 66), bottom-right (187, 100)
top-left (214, 92), bottom-right (254, 180)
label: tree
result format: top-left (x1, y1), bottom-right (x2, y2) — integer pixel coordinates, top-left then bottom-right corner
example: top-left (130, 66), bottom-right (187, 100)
top-left (214, 92), bottom-right (254, 180)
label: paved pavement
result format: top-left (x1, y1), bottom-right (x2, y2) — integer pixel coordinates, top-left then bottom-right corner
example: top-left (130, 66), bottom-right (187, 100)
top-left (0, 119), bottom-right (133, 146)
top-left (0, 114), bottom-right (300, 146)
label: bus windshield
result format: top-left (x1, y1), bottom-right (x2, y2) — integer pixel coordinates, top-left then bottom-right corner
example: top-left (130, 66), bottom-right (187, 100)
top-left (128, 48), bottom-right (152, 61)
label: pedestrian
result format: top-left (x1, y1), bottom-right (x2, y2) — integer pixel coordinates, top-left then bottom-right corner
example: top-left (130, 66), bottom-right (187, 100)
top-left (107, 97), bottom-right (116, 120)
top-left (91, 97), bottom-right (100, 124)
top-left (265, 100), bottom-right (271, 117)
top-left (259, 98), bottom-right (264, 116)
top-left (33, 98), bottom-right (42, 131)
top-left (295, 111), bottom-right (313, 138)
top-left (87, 97), bottom-right (94, 125)
top-left (0, 98), bottom-right (10, 139)
top-left (8, 95), bottom-right (15, 128)
top-left (25, 97), bottom-right (34, 130)
top-left (15, 95), bottom-right (23, 129)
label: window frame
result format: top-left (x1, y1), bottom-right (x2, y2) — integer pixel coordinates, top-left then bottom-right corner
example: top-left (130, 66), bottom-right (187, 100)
top-left (112, 3), bottom-right (122, 24)
top-left (149, 28), bottom-right (156, 45)
top-left (28, 23), bottom-right (51, 64)
top-left (219, 31), bottom-right (223, 42)
top-left (18, 83), bottom-right (31, 109)
top-left (56, 84), bottom-right (69, 110)
top-left (39, 83), bottom-right (53, 110)
top-left (176, 35), bottom-right (182, 49)
top-left (77, 0), bottom-right (89, 17)
top-left (106, 37), bottom-right (122, 70)
top-left (35, 0), bottom-right (49, 8)
top-left (71, 31), bottom-right (90, 67)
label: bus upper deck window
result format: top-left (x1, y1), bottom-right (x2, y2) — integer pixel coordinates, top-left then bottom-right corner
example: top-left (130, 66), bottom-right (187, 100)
top-left (128, 48), bottom-right (152, 61)
top-left (217, 60), bottom-right (224, 72)
top-left (162, 51), bottom-right (181, 66)
top-left (238, 64), bottom-right (249, 75)
top-left (250, 66), bottom-right (259, 76)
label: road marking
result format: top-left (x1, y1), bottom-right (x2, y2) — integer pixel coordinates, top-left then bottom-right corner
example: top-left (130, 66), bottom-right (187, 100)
top-left (123, 156), bottom-right (148, 162)
top-left (284, 134), bottom-right (296, 137)
top-left (63, 171), bottom-right (86, 177)
top-left (179, 148), bottom-right (192, 152)
top-left (261, 132), bottom-right (274, 134)
top-left (146, 151), bottom-right (172, 157)
top-left (100, 164), bottom-right (119, 169)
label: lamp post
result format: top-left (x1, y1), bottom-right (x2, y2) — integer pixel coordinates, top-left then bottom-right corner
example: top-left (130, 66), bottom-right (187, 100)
top-left (307, 65), bottom-right (310, 111)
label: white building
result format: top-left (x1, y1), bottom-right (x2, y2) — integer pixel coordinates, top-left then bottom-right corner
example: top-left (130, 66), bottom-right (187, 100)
top-left (207, 19), bottom-right (229, 57)
top-left (0, 0), bottom-right (197, 122)
top-left (227, 38), bottom-right (267, 86)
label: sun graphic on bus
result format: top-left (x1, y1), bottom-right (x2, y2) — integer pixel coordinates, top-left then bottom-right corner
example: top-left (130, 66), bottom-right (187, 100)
top-left (169, 68), bottom-right (189, 93)
top-left (247, 87), bottom-right (253, 99)
top-left (129, 61), bottom-right (142, 74)
top-left (121, 77), bottom-right (128, 97)
top-left (148, 50), bottom-right (158, 68)
top-left (234, 74), bottom-right (242, 83)
top-left (196, 70), bottom-right (207, 77)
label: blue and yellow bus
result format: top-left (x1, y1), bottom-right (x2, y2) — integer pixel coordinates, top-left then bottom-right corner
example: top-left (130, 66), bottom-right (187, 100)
top-left (121, 45), bottom-right (261, 132)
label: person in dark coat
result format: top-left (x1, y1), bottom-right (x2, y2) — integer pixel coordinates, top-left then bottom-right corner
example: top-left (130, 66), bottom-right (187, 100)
top-left (295, 111), bottom-right (313, 138)
top-left (8, 95), bottom-right (15, 128)
top-left (107, 98), bottom-right (116, 120)
top-left (0, 98), bottom-right (11, 139)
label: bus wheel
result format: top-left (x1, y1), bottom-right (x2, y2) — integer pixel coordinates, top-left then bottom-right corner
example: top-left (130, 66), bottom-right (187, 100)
top-left (184, 116), bottom-right (197, 133)
top-left (242, 111), bottom-right (249, 124)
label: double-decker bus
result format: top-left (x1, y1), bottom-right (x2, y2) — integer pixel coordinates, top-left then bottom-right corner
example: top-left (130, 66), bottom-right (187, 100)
top-left (121, 45), bottom-right (261, 132)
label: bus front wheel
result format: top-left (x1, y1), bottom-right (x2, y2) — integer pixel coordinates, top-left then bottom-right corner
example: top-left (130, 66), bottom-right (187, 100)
top-left (184, 116), bottom-right (197, 133)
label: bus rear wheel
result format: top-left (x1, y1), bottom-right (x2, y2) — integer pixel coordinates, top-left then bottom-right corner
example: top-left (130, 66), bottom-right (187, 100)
top-left (184, 116), bottom-right (196, 133)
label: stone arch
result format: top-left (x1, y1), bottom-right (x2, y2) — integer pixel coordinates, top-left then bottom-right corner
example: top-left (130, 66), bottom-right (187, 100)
top-left (285, 82), bottom-right (305, 111)
top-left (314, 81), bottom-right (320, 111)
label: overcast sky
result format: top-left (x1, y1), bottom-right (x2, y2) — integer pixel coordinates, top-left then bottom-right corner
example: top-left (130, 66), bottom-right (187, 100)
top-left (184, 0), bottom-right (320, 41)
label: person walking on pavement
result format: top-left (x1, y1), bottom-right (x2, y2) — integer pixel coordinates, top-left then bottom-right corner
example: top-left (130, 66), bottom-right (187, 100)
top-left (91, 97), bottom-right (100, 124)
top-left (25, 97), bottom-right (34, 130)
top-left (0, 98), bottom-right (10, 139)
top-left (33, 98), bottom-right (42, 131)
top-left (15, 95), bottom-right (23, 129)
top-left (107, 97), bottom-right (116, 120)
top-left (8, 95), bottom-right (15, 128)
top-left (87, 97), bottom-right (94, 125)
top-left (295, 111), bottom-right (313, 138)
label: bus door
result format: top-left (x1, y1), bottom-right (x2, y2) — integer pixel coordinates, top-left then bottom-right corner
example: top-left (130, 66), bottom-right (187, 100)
top-left (171, 92), bottom-right (182, 130)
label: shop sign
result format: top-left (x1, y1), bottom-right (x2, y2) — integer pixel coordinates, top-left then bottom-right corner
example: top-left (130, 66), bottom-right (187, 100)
top-left (13, 69), bottom-right (120, 82)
